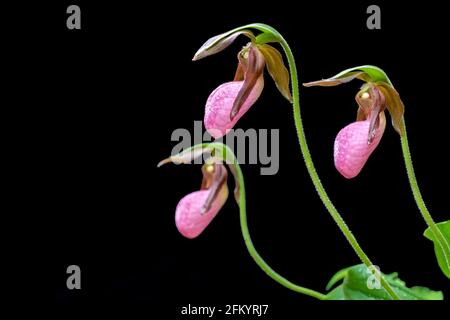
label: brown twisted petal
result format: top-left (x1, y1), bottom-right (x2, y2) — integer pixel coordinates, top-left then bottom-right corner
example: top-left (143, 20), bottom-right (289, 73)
top-left (368, 86), bottom-right (385, 142)
top-left (234, 61), bottom-right (245, 81)
top-left (207, 150), bottom-right (239, 204)
top-left (230, 45), bottom-right (266, 119)
top-left (303, 71), bottom-right (371, 87)
top-left (257, 44), bottom-right (292, 102)
top-left (355, 84), bottom-right (386, 144)
top-left (200, 163), bottom-right (228, 214)
top-left (233, 47), bottom-right (249, 81)
top-left (376, 82), bottom-right (405, 135)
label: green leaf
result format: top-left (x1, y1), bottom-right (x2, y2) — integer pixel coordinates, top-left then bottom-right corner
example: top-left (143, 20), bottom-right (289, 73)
top-left (326, 265), bottom-right (353, 290)
top-left (325, 264), bottom-right (443, 300)
top-left (424, 220), bottom-right (450, 279)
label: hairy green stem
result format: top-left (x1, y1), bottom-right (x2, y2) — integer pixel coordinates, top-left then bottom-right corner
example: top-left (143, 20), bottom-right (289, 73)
top-left (210, 142), bottom-right (327, 300)
top-left (249, 24), bottom-right (400, 299)
top-left (400, 119), bottom-right (450, 270)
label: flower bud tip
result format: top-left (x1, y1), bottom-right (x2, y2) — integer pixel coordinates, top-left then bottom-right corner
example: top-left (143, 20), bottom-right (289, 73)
top-left (157, 158), bottom-right (171, 168)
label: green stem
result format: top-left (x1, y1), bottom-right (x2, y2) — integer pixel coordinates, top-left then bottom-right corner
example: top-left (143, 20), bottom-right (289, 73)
top-left (251, 24), bottom-right (400, 300)
top-left (400, 119), bottom-right (450, 270)
top-left (211, 142), bottom-right (327, 300)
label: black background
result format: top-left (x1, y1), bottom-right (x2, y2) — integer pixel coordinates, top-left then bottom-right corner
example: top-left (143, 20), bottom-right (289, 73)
top-left (10, 0), bottom-right (449, 316)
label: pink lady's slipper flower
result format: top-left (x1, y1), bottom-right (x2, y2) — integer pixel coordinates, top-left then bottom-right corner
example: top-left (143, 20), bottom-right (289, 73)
top-left (193, 29), bottom-right (293, 139)
top-left (175, 162), bottom-right (228, 238)
top-left (158, 147), bottom-right (240, 238)
top-left (304, 67), bottom-right (405, 178)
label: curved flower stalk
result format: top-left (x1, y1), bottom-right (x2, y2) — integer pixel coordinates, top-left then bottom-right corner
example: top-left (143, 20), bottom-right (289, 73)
top-left (159, 145), bottom-right (443, 300)
top-left (193, 24), bottom-right (399, 299)
top-left (304, 65), bottom-right (450, 277)
top-left (158, 143), bottom-right (327, 300)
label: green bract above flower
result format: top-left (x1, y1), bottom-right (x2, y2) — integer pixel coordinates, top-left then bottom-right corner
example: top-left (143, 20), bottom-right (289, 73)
top-left (193, 29), bottom-right (255, 61)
